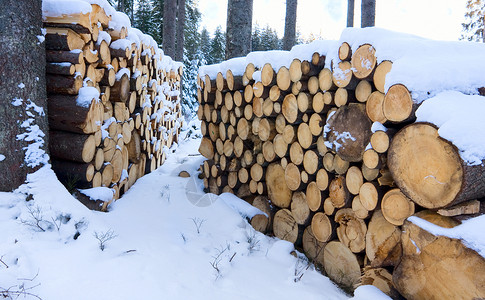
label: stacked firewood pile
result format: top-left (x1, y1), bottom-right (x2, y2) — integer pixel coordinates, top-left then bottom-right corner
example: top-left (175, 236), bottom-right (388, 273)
top-left (197, 40), bottom-right (485, 298)
top-left (44, 3), bottom-right (183, 210)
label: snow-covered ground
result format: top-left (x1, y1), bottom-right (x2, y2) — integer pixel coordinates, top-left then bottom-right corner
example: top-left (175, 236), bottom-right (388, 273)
top-left (0, 123), bottom-right (389, 300)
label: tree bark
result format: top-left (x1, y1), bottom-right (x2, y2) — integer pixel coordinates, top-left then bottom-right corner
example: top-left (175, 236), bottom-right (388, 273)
top-left (282, 0), bottom-right (297, 50)
top-left (163, 0), bottom-right (177, 58)
top-left (226, 0), bottom-right (253, 59)
top-left (361, 0), bottom-right (376, 27)
top-left (347, 0), bottom-right (355, 27)
top-left (175, 0), bottom-right (185, 61)
top-left (0, 0), bottom-right (49, 191)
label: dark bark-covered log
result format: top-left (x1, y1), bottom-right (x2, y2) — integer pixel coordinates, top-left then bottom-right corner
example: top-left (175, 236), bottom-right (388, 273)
top-left (45, 50), bottom-right (84, 64)
top-left (48, 94), bottom-right (102, 134)
top-left (49, 131), bottom-right (96, 163)
top-left (51, 159), bottom-right (95, 189)
top-left (46, 62), bottom-right (76, 76)
top-left (46, 74), bottom-right (83, 95)
top-left (326, 103), bottom-right (372, 162)
top-left (45, 28), bottom-right (85, 51)
top-left (388, 122), bottom-right (485, 209)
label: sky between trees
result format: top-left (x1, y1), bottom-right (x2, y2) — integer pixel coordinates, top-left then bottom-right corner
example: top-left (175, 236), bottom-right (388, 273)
top-left (199, 0), bottom-right (467, 41)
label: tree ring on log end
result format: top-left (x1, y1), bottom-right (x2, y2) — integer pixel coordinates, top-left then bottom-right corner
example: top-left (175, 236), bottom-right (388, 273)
top-left (388, 123), bottom-right (463, 209)
top-left (266, 163), bottom-right (292, 208)
top-left (383, 84), bottom-right (413, 122)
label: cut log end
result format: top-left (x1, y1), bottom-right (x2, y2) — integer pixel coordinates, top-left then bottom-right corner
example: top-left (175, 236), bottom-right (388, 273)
top-left (382, 84), bottom-right (414, 123)
top-left (388, 123), bottom-right (470, 209)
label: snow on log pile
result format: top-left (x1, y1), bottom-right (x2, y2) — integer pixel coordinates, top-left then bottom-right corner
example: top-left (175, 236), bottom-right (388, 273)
top-left (197, 27), bottom-right (485, 298)
top-left (43, 0), bottom-right (183, 211)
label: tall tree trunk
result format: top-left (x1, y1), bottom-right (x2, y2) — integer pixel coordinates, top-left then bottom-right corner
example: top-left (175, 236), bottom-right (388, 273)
top-left (361, 0), bottom-right (375, 27)
top-left (0, 0), bottom-right (49, 191)
top-left (282, 0), bottom-right (297, 50)
top-left (226, 0), bottom-right (253, 59)
top-left (130, 0), bottom-right (134, 24)
top-left (163, 0), bottom-right (177, 58)
top-left (347, 0), bottom-right (355, 27)
top-left (175, 0), bottom-right (186, 61)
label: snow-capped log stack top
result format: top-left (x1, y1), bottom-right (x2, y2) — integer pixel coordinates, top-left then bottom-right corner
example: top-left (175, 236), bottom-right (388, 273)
top-left (335, 27), bottom-right (485, 98)
top-left (196, 26), bottom-right (485, 298)
top-left (42, 0), bottom-right (183, 210)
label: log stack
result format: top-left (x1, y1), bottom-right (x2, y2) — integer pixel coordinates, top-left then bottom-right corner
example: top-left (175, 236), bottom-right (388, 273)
top-left (44, 2), bottom-right (183, 210)
top-left (197, 39), bottom-right (485, 298)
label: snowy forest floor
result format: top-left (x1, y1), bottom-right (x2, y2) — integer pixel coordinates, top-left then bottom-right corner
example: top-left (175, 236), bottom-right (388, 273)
top-left (0, 121), bottom-right (390, 300)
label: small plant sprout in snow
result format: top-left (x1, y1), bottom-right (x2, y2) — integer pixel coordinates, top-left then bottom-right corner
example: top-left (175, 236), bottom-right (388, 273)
top-left (0, 255), bottom-right (8, 268)
top-left (180, 233), bottom-right (187, 244)
top-left (0, 285), bottom-right (42, 300)
top-left (210, 243), bottom-right (231, 280)
top-left (93, 229), bottom-right (118, 251)
top-left (20, 205), bottom-right (51, 232)
top-left (1, 270), bottom-right (42, 299)
top-left (246, 230), bottom-right (260, 254)
top-left (294, 255), bottom-right (312, 283)
top-left (190, 217), bottom-right (206, 234)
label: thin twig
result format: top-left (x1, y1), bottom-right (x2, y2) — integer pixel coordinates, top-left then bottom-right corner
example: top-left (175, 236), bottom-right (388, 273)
top-left (0, 256), bottom-right (8, 268)
top-left (229, 252), bottom-right (237, 262)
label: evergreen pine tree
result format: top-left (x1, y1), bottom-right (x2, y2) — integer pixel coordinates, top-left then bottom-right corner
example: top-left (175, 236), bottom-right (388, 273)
top-left (180, 0), bottom-right (202, 119)
top-left (209, 26), bottom-right (226, 64)
top-left (461, 0), bottom-right (485, 42)
top-left (184, 0), bottom-right (202, 61)
top-left (182, 49), bottom-right (205, 119)
top-left (134, 0), bottom-right (158, 40)
top-left (259, 25), bottom-right (280, 50)
top-left (252, 24), bottom-right (262, 51)
top-left (200, 28), bottom-right (211, 63)
top-left (152, 0), bottom-right (164, 45)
